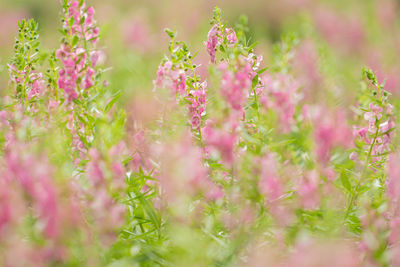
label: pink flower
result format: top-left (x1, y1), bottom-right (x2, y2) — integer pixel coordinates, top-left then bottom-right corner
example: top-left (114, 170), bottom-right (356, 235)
top-left (313, 108), bottom-right (352, 163)
top-left (8, 65), bottom-right (45, 102)
top-left (296, 171), bottom-right (320, 209)
top-left (205, 25), bottom-right (221, 63)
top-left (218, 61), bottom-right (252, 112)
top-left (260, 74), bottom-right (300, 133)
top-left (349, 152), bottom-right (358, 160)
top-left (121, 16), bottom-right (154, 53)
top-left (187, 81), bottom-right (207, 130)
top-left (225, 27), bottom-right (238, 45)
top-left (27, 73), bottom-right (45, 100)
top-left (364, 103), bottom-right (382, 124)
top-left (156, 133), bottom-right (222, 203)
top-left (203, 120), bottom-right (237, 166)
top-left (87, 148), bottom-right (104, 187)
top-left (2, 145), bottom-right (61, 240)
top-left (64, 1), bottom-right (99, 44)
top-left (293, 40), bottom-right (322, 98)
top-left (313, 7), bottom-right (364, 54)
top-left (258, 154), bottom-right (283, 201)
top-left (352, 100), bottom-right (394, 162)
top-left (153, 61), bottom-right (186, 95)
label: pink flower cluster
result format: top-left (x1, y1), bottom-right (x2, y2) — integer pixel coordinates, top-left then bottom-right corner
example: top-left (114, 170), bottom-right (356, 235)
top-left (257, 154), bottom-right (294, 225)
top-left (296, 170), bottom-right (320, 210)
top-left (313, 7), bottom-right (365, 54)
top-left (83, 148), bottom-right (126, 245)
top-left (122, 16), bottom-right (155, 53)
top-left (57, 45), bottom-right (86, 100)
top-left (156, 134), bottom-right (223, 205)
top-left (8, 65), bottom-right (45, 101)
top-left (260, 74), bottom-right (300, 133)
top-left (216, 50), bottom-right (262, 115)
top-left (64, 0), bottom-right (99, 44)
top-left (351, 103), bottom-right (395, 162)
top-left (1, 147), bottom-right (59, 239)
top-left (187, 82), bottom-right (207, 130)
top-left (205, 25), bottom-right (238, 63)
top-left (0, 143), bottom-right (84, 264)
top-left (27, 73), bottom-right (45, 99)
top-left (154, 60), bottom-right (210, 132)
top-left (293, 40), bottom-right (322, 95)
top-left (57, 1), bottom-right (101, 101)
top-left (313, 108), bottom-right (352, 163)
top-left (205, 25), bottom-right (220, 63)
top-left (203, 118), bottom-right (238, 166)
top-left (56, 45), bottom-right (98, 101)
top-left (218, 61), bottom-right (252, 112)
top-left (154, 61), bottom-right (186, 95)
top-left (0, 141), bottom-right (126, 264)
top-left (258, 154), bottom-right (283, 202)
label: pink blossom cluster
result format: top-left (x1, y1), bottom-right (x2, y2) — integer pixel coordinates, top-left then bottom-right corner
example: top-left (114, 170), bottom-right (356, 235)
top-left (1, 147), bottom-right (59, 239)
top-left (8, 65), bottom-right (45, 101)
top-left (205, 25), bottom-right (220, 63)
top-left (156, 134), bottom-right (223, 205)
top-left (218, 61), bottom-right (252, 112)
top-left (0, 144), bottom-right (78, 264)
top-left (313, 7), bottom-right (365, 54)
top-left (0, 141), bottom-right (126, 264)
top-left (83, 148), bottom-right (126, 245)
top-left (56, 44), bottom-right (96, 101)
top-left (203, 118), bottom-right (238, 166)
top-left (359, 207), bottom-right (388, 265)
top-left (205, 25), bottom-right (238, 63)
top-left (187, 81), bottom-right (207, 130)
top-left (257, 154), bottom-right (294, 225)
top-left (122, 16), bottom-right (155, 53)
top-left (293, 40), bottom-right (322, 96)
top-left (64, 0), bottom-right (99, 44)
top-left (129, 130), bottom-right (153, 174)
top-left (258, 153), bottom-right (283, 202)
top-left (247, 53), bottom-right (263, 80)
top-left (351, 103), bottom-right (395, 162)
top-left (154, 59), bottom-right (210, 133)
top-left (27, 73), bottom-right (45, 99)
top-left (313, 108), bottom-right (352, 163)
top-left (296, 170), bottom-right (320, 210)
top-left (260, 74), bottom-right (300, 133)
top-left (154, 61), bottom-right (186, 95)
top-left (56, 1), bottom-right (101, 101)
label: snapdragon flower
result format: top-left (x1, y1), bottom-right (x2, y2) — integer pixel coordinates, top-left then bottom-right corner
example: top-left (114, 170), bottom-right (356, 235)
top-left (57, 1), bottom-right (100, 101)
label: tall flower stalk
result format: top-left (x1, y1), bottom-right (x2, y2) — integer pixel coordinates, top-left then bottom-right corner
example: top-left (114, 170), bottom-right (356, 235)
top-left (346, 68), bottom-right (395, 218)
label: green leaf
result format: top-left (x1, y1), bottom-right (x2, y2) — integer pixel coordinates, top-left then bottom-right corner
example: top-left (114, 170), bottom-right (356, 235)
top-left (71, 35), bottom-right (79, 47)
top-left (257, 67), bottom-right (268, 75)
top-left (340, 171), bottom-right (352, 193)
top-left (247, 41), bottom-right (258, 51)
top-left (252, 74), bottom-right (259, 89)
top-left (104, 91), bottom-right (121, 113)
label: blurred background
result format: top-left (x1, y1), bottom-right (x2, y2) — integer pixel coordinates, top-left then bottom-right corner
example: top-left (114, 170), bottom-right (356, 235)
top-left (1, 0), bottom-right (400, 106)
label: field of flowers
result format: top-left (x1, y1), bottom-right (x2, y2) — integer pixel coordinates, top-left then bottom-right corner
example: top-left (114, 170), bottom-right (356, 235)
top-left (1, 0), bottom-right (400, 266)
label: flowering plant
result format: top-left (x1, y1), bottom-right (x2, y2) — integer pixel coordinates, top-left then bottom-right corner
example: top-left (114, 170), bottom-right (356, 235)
top-left (0, 2), bottom-right (399, 266)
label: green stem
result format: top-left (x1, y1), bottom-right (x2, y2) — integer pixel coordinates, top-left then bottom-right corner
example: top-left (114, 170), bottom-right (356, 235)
top-left (345, 123), bottom-right (380, 219)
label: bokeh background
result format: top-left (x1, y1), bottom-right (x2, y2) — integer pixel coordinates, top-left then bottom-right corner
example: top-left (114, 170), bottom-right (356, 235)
top-left (1, 0), bottom-right (400, 107)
